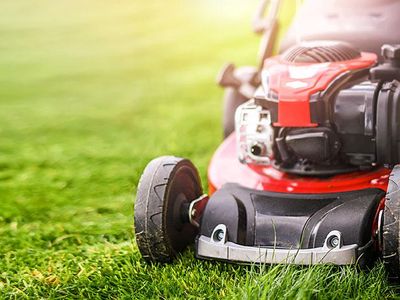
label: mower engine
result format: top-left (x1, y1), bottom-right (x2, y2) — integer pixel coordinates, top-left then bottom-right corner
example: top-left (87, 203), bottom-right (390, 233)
top-left (236, 41), bottom-right (400, 175)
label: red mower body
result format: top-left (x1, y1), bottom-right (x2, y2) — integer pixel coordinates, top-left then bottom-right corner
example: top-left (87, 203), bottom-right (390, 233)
top-left (208, 133), bottom-right (390, 195)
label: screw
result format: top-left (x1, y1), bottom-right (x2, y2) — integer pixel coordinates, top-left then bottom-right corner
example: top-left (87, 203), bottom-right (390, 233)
top-left (329, 236), bottom-right (339, 248)
top-left (213, 229), bottom-right (225, 242)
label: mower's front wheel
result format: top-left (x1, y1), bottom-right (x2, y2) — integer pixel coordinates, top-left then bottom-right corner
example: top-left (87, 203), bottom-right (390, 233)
top-left (383, 165), bottom-right (400, 281)
top-left (134, 156), bottom-right (203, 263)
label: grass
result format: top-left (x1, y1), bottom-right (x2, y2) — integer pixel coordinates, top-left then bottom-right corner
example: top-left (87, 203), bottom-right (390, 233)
top-left (0, 0), bottom-right (398, 298)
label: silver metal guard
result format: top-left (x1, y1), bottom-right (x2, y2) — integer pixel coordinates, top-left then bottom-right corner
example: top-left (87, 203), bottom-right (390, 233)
top-left (235, 100), bottom-right (274, 165)
top-left (196, 224), bottom-right (359, 265)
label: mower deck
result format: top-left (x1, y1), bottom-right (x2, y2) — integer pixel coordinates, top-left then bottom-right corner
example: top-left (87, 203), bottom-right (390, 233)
top-left (208, 134), bottom-right (391, 194)
top-left (199, 133), bottom-right (391, 265)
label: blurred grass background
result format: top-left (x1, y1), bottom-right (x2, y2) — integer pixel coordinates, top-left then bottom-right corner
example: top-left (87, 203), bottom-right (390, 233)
top-left (0, 0), bottom-right (398, 298)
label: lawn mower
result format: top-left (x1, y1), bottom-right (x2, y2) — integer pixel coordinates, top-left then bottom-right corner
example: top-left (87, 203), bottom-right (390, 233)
top-left (134, 0), bottom-right (400, 280)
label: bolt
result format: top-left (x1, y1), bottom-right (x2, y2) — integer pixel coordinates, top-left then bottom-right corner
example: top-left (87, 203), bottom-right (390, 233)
top-left (329, 236), bottom-right (339, 248)
top-left (213, 229), bottom-right (225, 242)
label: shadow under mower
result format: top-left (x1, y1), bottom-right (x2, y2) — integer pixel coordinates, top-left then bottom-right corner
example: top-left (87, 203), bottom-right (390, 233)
top-left (133, 0), bottom-right (400, 281)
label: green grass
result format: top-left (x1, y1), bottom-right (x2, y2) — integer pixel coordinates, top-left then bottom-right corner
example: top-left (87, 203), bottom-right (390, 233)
top-left (0, 0), bottom-right (398, 298)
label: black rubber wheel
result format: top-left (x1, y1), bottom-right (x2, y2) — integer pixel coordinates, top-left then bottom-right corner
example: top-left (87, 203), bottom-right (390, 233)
top-left (134, 156), bottom-right (203, 263)
top-left (383, 165), bottom-right (400, 281)
top-left (223, 88), bottom-right (248, 139)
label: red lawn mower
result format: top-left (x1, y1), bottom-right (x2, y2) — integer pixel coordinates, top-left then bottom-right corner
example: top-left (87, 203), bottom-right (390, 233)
top-left (134, 0), bottom-right (400, 280)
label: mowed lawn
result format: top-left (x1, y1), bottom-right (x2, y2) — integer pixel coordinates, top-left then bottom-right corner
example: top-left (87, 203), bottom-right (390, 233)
top-left (0, 0), bottom-right (398, 298)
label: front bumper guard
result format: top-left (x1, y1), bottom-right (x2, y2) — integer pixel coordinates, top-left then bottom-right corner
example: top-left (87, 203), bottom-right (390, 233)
top-left (196, 224), bottom-right (361, 265)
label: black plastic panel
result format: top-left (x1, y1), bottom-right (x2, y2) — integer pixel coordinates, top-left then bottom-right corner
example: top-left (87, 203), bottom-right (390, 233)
top-left (333, 81), bottom-right (378, 165)
top-left (376, 81), bottom-right (400, 165)
top-left (200, 184), bottom-right (385, 249)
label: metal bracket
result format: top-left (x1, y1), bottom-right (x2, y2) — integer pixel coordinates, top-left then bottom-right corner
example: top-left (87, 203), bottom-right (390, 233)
top-left (197, 225), bottom-right (359, 265)
top-left (188, 194), bottom-right (209, 228)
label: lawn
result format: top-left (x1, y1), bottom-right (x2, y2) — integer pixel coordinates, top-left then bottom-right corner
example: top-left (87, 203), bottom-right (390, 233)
top-left (0, 0), bottom-right (398, 298)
